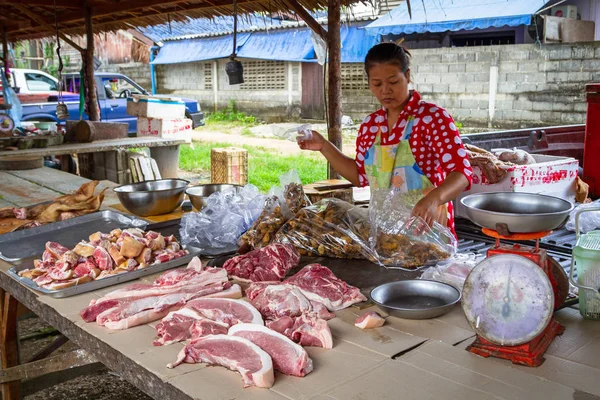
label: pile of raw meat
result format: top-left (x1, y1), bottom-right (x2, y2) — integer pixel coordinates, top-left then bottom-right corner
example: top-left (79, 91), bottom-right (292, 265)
top-left (21, 228), bottom-right (188, 290)
top-left (223, 243), bottom-right (300, 282)
top-left (0, 180), bottom-right (107, 234)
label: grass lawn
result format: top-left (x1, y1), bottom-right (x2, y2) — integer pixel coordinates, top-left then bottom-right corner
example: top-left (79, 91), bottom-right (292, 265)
top-left (180, 141), bottom-right (328, 192)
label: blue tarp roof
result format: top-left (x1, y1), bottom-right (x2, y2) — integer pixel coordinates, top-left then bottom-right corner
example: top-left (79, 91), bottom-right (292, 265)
top-left (340, 24), bottom-right (380, 62)
top-left (237, 29), bottom-right (315, 62)
top-left (151, 34), bottom-right (251, 64)
top-left (364, 0), bottom-right (551, 36)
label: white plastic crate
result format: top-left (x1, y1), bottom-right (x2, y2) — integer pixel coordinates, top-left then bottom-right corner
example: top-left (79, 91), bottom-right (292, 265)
top-left (127, 95), bottom-right (186, 119)
top-left (455, 154), bottom-right (579, 219)
top-left (136, 117), bottom-right (192, 141)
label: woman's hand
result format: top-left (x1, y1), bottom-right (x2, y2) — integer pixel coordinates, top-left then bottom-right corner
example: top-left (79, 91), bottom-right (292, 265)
top-left (411, 191), bottom-right (443, 227)
top-left (298, 130), bottom-right (326, 152)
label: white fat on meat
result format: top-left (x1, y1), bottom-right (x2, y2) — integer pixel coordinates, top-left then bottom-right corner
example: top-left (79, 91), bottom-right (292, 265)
top-left (354, 311), bottom-right (385, 329)
top-left (186, 298), bottom-right (264, 326)
top-left (267, 315), bottom-right (333, 349)
top-left (229, 323), bottom-right (313, 377)
top-left (203, 283), bottom-right (242, 299)
top-left (284, 264), bottom-right (367, 311)
top-left (168, 335), bottom-right (274, 389)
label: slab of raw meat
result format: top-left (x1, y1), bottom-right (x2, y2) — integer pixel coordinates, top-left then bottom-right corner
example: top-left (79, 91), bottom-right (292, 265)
top-left (267, 314), bottom-right (333, 349)
top-left (284, 264), bottom-right (366, 311)
top-left (204, 283), bottom-right (242, 299)
top-left (248, 284), bottom-right (334, 320)
top-left (154, 298), bottom-right (263, 345)
top-left (229, 323), bottom-right (313, 377)
top-left (168, 335), bottom-right (274, 388)
top-left (223, 243), bottom-right (300, 282)
top-left (354, 311), bottom-right (385, 329)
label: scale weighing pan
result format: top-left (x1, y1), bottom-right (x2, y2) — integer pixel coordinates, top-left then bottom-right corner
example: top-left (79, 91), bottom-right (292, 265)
top-left (370, 280), bottom-right (461, 320)
top-left (461, 192), bottom-right (573, 234)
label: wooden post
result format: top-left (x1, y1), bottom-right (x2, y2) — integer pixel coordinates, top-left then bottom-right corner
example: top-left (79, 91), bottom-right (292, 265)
top-left (0, 290), bottom-right (20, 400)
top-left (84, 1), bottom-right (100, 121)
top-left (327, 0), bottom-right (342, 179)
top-left (1, 24), bottom-right (9, 101)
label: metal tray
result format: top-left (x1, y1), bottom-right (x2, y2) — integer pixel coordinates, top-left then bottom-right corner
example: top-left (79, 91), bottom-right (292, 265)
top-left (0, 210), bottom-right (148, 262)
top-left (7, 245), bottom-right (201, 298)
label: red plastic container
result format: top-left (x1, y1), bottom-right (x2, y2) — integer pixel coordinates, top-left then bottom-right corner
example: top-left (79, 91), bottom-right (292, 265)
top-left (584, 83), bottom-right (600, 198)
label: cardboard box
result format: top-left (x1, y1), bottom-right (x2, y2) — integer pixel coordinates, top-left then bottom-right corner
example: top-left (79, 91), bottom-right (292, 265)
top-left (455, 154), bottom-right (579, 218)
top-left (127, 95), bottom-right (186, 119)
top-left (210, 147), bottom-right (248, 185)
top-left (136, 117), bottom-right (192, 141)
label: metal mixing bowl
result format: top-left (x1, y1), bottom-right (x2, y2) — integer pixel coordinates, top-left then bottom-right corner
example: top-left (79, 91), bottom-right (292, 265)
top-left (370, 280), bottom-right (461, 320)
top-left (186, 184), bottom-right (242, 211)
top-left (114, 179), bottom-right (189, 216)
top-left (461, 192), bottom-right (574, 233)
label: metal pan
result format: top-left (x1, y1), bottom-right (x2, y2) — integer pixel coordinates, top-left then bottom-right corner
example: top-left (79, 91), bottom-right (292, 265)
top-left (370, 280), bottom-right (461, 320)
top-left (7, 245), bottom-right (201, 298)
top-left (0, 210), bottom-right (147, 263)
top-left (460, 192), bottom-right (573, 234)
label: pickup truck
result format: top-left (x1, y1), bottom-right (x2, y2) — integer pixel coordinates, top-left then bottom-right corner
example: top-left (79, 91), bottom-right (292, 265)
top-left (3, 69), bottom-right (204, 133)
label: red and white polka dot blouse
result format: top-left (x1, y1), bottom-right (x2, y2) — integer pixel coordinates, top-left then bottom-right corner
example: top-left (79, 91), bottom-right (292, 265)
top-left (354, 90), bottom-right (473, 235)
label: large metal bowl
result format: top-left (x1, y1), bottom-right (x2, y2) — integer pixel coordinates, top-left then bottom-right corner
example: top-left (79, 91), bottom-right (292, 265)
top-left (461, 192), bottom-right (574, 233)
top-left (186, 184), bottom-right (242, 211)
top-left (114, 179), bottom-right (189, 216)
top-left (370, 280), bottom-right (461, 320)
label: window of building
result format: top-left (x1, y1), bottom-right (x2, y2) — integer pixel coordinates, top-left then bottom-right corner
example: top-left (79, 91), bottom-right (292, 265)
top-left (450, 31), bottom-right (516, 47)
top-left (240, 60), bottom-right (286, 90)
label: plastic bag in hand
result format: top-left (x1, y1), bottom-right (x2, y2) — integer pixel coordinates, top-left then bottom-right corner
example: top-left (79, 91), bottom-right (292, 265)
top-left (419, 253), bottom-right (484, 290)
top-left (565, 199), bottom-right (600, 234)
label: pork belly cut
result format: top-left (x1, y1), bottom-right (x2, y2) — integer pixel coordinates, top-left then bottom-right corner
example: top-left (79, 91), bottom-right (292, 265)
top-left (168, 335), bottom-right (274, 388)
top-left (248, 284), bottom-right (334, 320)
top-left (284, 264), bottom-right (366, 311)
top-left (267, 314), bottom-right (333, 349)
top-left (354, 311), bottom-right (385, 329)
top-left (223, 243), bottom-right (300, 282)
top-left (203, 283), bottom-right (242, 299)
top-left (186, 298), bottom-right (264, 326)
top-left (229, 323), bottom-right (313, 377)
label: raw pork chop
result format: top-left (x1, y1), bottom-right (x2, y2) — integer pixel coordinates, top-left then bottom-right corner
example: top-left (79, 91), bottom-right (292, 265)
top-left (168, 335), bottom-right (274, 388)
top-left (223, 243), bottom-right (300, 282)
top-left (267, 314), bottom-right (333, 349)
top-left (354, 311), bottom-right (385, 329)
top-left (284, 264), bottom-right (366, 311)
top-left (229, 323), bottom-right (313, 377)
top-left (154, 298), bottom-right (263, 345)
top-left (248, 284), bottom-right (334, 320)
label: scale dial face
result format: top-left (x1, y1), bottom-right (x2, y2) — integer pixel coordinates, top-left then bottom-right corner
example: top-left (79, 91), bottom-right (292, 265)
top-left (0, 114), bottom-right (14, 134)
top-left (462, 254), bottom-right (554, 346)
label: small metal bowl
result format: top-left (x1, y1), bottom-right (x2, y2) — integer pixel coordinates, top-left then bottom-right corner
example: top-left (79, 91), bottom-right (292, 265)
top-left (186, 184), bottom-right (242, 211)
top-left (370, 280), bottom-right (461, 320)
top-left (114, 179), bottom-right (189, 216)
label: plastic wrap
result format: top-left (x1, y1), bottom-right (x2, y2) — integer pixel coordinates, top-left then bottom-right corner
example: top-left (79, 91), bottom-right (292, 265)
top-left (419, 253), bottom-right (484, 290)
top-left (566, 200), bottom-right (600, 234)
top-left (179, 184), bottom-right (265, 252)
top-left (369, 188), bottom-right (456, 269)
top-left (275, 199), bottom-right (375, 260)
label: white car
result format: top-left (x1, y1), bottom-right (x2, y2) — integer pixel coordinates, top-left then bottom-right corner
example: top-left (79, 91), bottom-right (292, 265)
top-left (3, 68), bottom-right (60, 94)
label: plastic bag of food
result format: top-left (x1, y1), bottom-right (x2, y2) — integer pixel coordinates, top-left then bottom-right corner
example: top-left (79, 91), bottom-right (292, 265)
top-left (275, 198), bottom-right (376, 260)
top-left (565, 199), bottom-right (600, 234)
top-left (369, 189), bottom-right (456, 269)
top-left (419, 253), bottom-right (484, 290)
top-left (179, 184), bottom-right (265, 252)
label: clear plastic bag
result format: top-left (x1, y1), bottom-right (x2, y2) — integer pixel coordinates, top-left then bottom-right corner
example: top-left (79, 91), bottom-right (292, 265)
top-left (273, 124), bottom-right (312, 142)
top-left (275, 198), bottom-right (376, 260)
top-left (179, 184), bottom-right (265, 252)
top-left (369, 188), bottom-right (456, 269)
top-left (565, 199), bottom-right (600, 234)
top-left (419, 253), bottom-right (484, 290)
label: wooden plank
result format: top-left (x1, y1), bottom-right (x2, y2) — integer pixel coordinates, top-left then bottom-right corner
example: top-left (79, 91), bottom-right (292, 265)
top-left (0, 349), bottom-right (95, 383)
top-left (0, 199), bottom-right (14, 208)
top-left (0, 138), bottom-right (187, 159)
top-left (327, 0), bottom-right (342, 179)
top-left (0, 171), bottom-right (62, 207)
top-left (0, 290), bottom-right (20, 399)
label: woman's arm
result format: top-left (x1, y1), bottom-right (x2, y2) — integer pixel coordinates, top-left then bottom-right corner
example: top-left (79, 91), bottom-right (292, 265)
top-left (411, 171), bottom-right (469, 227)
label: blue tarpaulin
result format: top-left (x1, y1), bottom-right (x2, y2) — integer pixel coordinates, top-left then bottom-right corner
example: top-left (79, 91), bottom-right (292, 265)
top-left (237, 29), bottom-right (315, 62)
top-left (151, 34), bottom-right (251, 64)
top-left (341, 25), bottom-right (380, 62)
top-left (365, 0), bottom-right (551, 36)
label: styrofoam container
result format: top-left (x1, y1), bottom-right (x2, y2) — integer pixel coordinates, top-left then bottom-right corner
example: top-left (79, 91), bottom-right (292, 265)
top-left (455, 154), bottom-right (579, 219)
top-left (136, 117), bottom-right (192, 142)
top-left (127, 95), bottom-right (186, 119)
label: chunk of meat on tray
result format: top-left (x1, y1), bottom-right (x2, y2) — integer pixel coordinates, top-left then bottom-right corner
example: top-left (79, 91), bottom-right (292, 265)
top-left (248, 284), bottom-right (334, 321)
top-left (168, 335), bottom-right (275, 389)
top-left (223, 243), bottom-right (300, 282)
top-left (354, 311), bottom-right (385, 329)
top-left (267, 314), bottom-right (333, 349)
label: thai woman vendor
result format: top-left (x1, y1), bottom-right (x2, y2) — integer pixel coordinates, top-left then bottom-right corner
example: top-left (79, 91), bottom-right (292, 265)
top-left (298, 42), bottom-right (473, 237)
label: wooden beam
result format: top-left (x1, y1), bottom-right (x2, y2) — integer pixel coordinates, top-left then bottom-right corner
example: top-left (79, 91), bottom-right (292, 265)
top-left (84, 1), bottom-right (100, 122)
top-left (0, 290), bottom-right (20, 399)
top-left (1, 24), bottom-right (9, 102)
top-left (59, 34), bottom-right (84, 54)
top-left (0, 349), bottom-right (96, 383)
top-left (5, 0), bottom-right (83, 8)
top-left (327, 0), bottom-right (342, 179)
top-left (282, 0), bottom-right (327, 41)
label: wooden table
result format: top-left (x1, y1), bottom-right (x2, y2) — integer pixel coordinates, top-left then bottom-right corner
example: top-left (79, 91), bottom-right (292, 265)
top-left (0, 170), bottom-right (599, 399)
top-left (0, 137), bottom-right (187, 181)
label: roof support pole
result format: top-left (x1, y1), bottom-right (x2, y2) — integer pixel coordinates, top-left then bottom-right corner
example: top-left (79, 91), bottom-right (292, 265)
top-left (84, 0), bottom-right (99, 121)
top-left (1, 24), bottom-right (9, 102)
top-left (327, 0), bottom-right (342, 179)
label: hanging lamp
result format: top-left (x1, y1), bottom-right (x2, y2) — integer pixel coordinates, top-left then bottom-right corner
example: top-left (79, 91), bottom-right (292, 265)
top-left (53, 0), bottom-right (68, 120)
top-left (225, 0), bottom-right (244, 85)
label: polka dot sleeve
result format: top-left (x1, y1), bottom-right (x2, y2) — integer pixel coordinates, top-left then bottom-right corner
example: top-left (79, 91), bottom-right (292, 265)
top-left (354, 121), bottom-right (370, 188)
top-left (430, 110), bottom-right (473, 190)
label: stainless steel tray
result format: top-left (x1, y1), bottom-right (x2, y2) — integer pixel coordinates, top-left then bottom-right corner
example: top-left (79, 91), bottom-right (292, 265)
top-left (7, 245), bottom-right (201, 298)
top-left (0, 210), bottom-right (148, 262)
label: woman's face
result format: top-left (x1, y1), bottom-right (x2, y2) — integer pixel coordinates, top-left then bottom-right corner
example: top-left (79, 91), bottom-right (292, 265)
top-left (368, 63), bottom-right (410, 111)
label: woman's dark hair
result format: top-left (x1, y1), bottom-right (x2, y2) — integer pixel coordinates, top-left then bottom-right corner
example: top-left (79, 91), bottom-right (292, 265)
top-left (364, 42), bottom-right (412, 76)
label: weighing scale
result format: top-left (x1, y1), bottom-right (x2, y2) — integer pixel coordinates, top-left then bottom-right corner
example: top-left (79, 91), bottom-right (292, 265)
top-left (462, 228), bottom-right (566, 367)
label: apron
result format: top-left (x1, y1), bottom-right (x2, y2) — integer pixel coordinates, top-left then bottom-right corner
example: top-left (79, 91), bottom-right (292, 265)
top-left (363, 116), bottom-right (448, 227)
